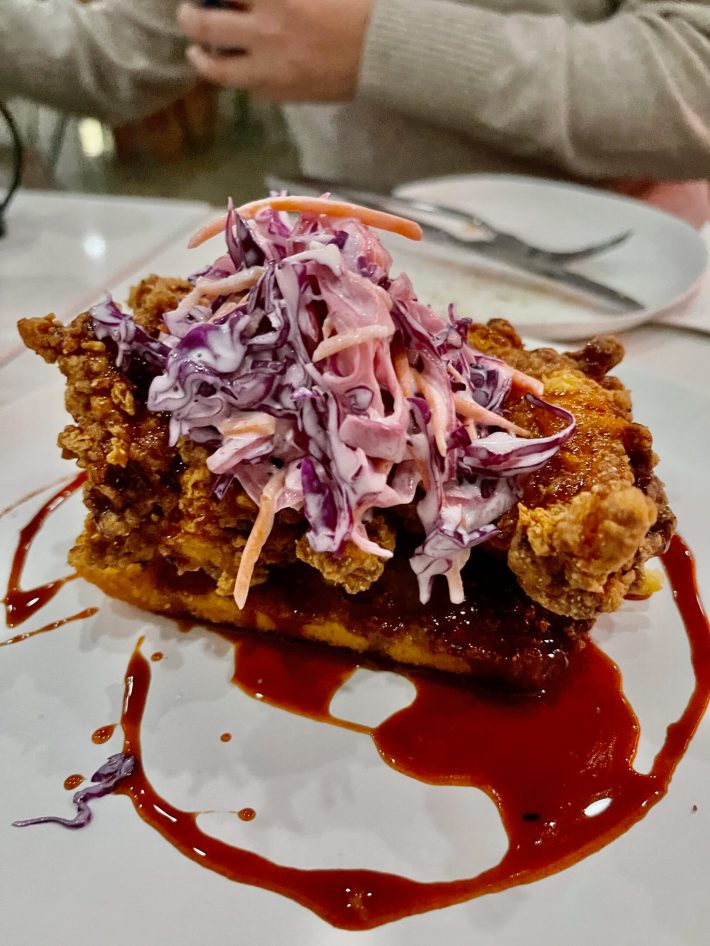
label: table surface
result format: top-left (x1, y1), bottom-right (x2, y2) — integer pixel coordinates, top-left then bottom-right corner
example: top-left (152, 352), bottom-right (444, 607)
top-left (0, 189), bottom-right (212, 366)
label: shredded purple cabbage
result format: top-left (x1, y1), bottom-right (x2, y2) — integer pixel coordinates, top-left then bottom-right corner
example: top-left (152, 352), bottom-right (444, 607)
top-left (13, 753), bottom-right (135, 830)
top-left (92, 297), bottom-right (169, 373)
top-left (89, 200), bottom-right (575, 605)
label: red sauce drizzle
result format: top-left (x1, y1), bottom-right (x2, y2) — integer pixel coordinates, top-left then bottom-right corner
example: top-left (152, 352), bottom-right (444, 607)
top-left (92, 724), bottom-right (117, 745)
top-left (0, 607), bottom-right (98, 648)
top-left (2, 474), bottom-right (86, 629)
top-left (238, 808), bottom-right (256, 822)
top-left (150, 652), bottom-right (164, 663)
top-left (114, 534), bottom-right (710, 930)
top-left (220, 732), bottom-right (232, 743)
top-left (0, 477), bottom-right (68, 520)
top-left (64, 774), bottom-right (85, 791)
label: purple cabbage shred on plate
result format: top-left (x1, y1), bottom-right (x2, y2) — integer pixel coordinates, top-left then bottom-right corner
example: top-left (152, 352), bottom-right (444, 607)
top-left (12, 753), bottom-right (135, 830)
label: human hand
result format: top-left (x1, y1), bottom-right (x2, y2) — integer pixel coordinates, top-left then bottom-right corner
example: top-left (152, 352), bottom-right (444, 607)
top-left (178, 0), bottom-right (373, 102)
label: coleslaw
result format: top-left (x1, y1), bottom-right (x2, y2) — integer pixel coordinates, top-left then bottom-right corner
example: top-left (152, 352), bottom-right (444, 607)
top-left (91, 196), bottom-right (574, 608)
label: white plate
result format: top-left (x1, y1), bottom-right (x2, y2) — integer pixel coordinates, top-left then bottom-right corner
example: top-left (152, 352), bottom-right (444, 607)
top-left (380, 174), bottom-right (708, 340)
top-left (1, 359), bottom-right (709, 945)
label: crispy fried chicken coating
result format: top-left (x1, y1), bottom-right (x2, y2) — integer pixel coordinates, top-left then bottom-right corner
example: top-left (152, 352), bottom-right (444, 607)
top-left (296, 517), bottom-right (396, 594)
top-left (19, 302), bottom-right (301, 596)
top-left (470, 320), bottom-right (673, 618)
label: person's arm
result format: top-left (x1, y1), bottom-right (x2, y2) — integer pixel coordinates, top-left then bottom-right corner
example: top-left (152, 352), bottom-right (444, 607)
top-left (359, 0), bottom-right (710, 180)
top-left (0, 0), bottom-right (194, 124)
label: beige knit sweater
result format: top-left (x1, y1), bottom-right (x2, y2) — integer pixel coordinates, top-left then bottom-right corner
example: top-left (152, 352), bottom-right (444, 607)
top-left (2, 0), bottom-right (709, 185)
top-left (1, 0), bottom-right (191, 124)
top-left (287, 0), bottom-right (710, 186)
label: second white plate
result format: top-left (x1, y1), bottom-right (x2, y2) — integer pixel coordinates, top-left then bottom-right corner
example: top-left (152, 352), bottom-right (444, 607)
top-left (381, 174), bottom-right (708, 340)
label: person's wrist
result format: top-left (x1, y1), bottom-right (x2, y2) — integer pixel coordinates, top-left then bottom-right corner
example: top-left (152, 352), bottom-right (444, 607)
top-left (337, 0), bottom-right (374, 99)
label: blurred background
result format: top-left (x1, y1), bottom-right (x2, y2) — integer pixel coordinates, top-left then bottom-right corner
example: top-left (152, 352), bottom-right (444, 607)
top-left (0, 88), bottom-right (298, 207)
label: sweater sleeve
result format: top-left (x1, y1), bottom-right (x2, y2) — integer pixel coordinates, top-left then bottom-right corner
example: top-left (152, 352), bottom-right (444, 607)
top-left (0, 0), bottom-right (193, 125)
top-left (359, 0), bottom-right (710, 179)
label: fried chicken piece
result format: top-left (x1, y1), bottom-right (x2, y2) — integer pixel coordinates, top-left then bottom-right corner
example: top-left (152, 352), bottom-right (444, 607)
top-left (18, 308), bottom-right (304, 595)
top-left (296, 516), bottom-right (396, 594)
top-left (128, 274), bottom-right (192, 335)
top-left (470, 321), bottom-right (674, 619)
top-left (19, 298), bottom-right (673, 621)
top-left (510, 484), bottom-right (656, 618)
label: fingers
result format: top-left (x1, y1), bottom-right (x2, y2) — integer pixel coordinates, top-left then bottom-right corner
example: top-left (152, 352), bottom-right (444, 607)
top-left (178, 3), bottom-right (254, 51)
top-left (177, 0), bottom-right (366, 101)
top-left (186, 44), bottom-right (255, 88)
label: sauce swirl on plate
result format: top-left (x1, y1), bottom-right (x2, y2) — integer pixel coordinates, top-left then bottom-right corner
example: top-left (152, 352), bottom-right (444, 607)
top-left (3, 475), bottom-right (86, 628)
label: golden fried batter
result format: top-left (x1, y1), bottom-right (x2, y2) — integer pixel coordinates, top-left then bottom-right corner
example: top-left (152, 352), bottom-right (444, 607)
top-left (469, 319), bottom-right (673, 618)
top-left (296, 516), bottom-right (396, 594)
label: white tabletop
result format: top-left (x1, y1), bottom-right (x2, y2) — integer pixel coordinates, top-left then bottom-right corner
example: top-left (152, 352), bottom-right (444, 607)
top-left (0, 189), bottom-right (212, 366)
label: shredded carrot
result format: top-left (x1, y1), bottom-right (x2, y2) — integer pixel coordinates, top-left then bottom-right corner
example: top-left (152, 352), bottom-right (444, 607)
top-left (465, 420), bottom-right (479, 442)
top-left (446, 362), bottom-right (467, 386)
top-left (219, 412), bottom-right (276, 439)
top-left (446, 562), bottom-right (466, 605)
top-left (209, 301), bottom-right (239, 323)
top-left (196, 266), bottom-right (264, 297)
top-left (312, 325), bottom-right (391, 363)
top-left (453, 394), bottom-right (530, 436)
top-left (174, 266), bottom-right (263, 318)
top-left (188, 215), bottom-right (228, 249)
top-left (509, 367), bottom-right (544, 398)
top-left (392, 343), bottom-right (416, 398)
top-left (233, 471), bottom-right (285, 609)
top-left (188, 195), bottom-right (423, 248)
top-left (413, 369), bottom-right (450, 458)
top-left (413, 457), bottom-right (431, 491)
